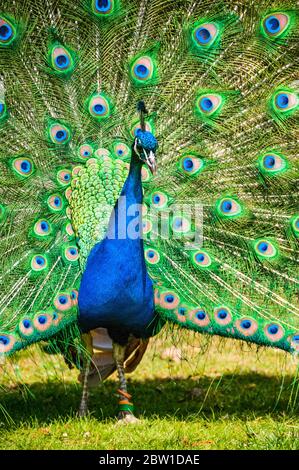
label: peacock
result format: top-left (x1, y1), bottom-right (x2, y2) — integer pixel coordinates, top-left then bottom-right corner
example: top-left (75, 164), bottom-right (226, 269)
top-left (0, 0), bottom-right (298, 423)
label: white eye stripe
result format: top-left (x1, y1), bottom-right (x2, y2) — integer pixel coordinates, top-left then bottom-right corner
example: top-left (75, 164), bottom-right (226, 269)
top-left (134, 138), bottom-right (141, 157)
top-left (142, 149), bottom-right (154, 163)
top-left (134, 139), bottom-right (156, 161)
top-left (147, 150), bottom-right (155, 165)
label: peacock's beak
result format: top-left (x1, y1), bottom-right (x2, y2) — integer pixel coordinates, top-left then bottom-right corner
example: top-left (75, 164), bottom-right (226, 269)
top-left (143, 149), bottom-right (157, 175)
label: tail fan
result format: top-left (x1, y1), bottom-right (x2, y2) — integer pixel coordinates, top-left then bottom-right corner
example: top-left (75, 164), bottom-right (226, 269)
top-left (0, 0), bottom-right (298, 358)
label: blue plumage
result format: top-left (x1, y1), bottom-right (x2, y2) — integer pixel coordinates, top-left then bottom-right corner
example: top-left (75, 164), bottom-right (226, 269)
top-left (78, 145), bottom-right (158, 344)
top-left (135, 129), bottom-right (158, 150)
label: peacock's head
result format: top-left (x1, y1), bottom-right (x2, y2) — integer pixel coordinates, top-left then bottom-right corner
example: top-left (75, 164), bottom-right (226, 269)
top-left (133, 128), bottom-right (158, 175)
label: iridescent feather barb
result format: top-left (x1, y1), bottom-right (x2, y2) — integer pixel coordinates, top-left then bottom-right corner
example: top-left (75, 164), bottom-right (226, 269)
top-left (0, 0), bottom-right (298, 363)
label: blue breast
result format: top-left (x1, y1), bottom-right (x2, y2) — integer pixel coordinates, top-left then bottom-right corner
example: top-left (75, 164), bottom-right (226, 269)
top-left (78, 158), bottom-right (159, 343)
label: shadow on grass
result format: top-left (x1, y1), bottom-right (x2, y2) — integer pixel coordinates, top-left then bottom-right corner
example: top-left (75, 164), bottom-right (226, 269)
top-left (0, 371), bottom-right (298, 426)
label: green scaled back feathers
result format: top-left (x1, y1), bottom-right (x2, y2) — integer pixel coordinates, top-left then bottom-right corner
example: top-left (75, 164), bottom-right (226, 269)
top-left (0, 0), bottom-right (298, 357)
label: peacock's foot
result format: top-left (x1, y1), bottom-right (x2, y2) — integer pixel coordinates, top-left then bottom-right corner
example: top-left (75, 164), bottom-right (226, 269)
top-left (116, 411), bottom-right (141, 425)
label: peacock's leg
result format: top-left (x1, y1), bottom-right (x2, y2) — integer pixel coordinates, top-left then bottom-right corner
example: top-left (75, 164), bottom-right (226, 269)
top-left (113, 341), bottom-right (139, 424)
top-left (78, 333), bottom-right (93, 417)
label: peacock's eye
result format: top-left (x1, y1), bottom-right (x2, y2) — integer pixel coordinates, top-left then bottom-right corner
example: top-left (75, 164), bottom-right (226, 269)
top-left (136, 65), bottom-right (147, 76)
top-left (214, 307), bottom-right (232, 325)
top-left (290, 335), bottom-right (299, 351)
top-left (145, 248), bottom-right (160, 265)
top-left (47, 194), bottom-right (64, 212)
top-left (196, 93), bottom-right (223, 117)
top-left (63, 244), bottom-right (79, 262)
top-left (0, 17), bottom-right (16, 46)
top-left (179, 155), bottom-right (204, 177)
top-left (262, 13), bottom-right (290, 38)
top-left (216, 197), bottom-right (242, 218)
top-left (0, 23), bottom-right (12, 41)
top-left (57, 55), bottom-right (68, 67)
top-left (71, 290), bottom-right (78, 300)
top-left (93, 0), bottom-right (114, 15)
top-left (0, 336), bottom-right (9, 345)
top-left (253, 239), bottom-right (278, 259)
top-left (49, 123), bottom-right (71, 144)
top-left (269, 88), bottom-right (298, 123)
top-left (184, 159), bottom-right (193, 169)
top-left (159, 290), bottom-right (180, 310)
top-left (190, 308), bottom-right (211, 327)
top-left (192, 22), bottom-right (219, 48)
top-left (219, 310), bottom-right (228, 319)
top-left (52, 47), bottom-right (72, 71)
top-left (265, 155), bottom-right (275, 167)
top-left (0, 334), bottom-right (16, 353)
top-left (57, 169), bottom-right (72, 186)
top-left (79, 144), bottom-right (93, 160)
top-left (54, 292), bottom-right (72, 311)
top-left (33, 219), bottom-right (52, 237)
top-left (113, 142), bottom-right (130, 159)
top-left (192, 249), bottom-right (212, 268)
top-left (12, 158), bottom-right (34, 178)
top-left (19, 317), bottom-right (34, 337)
top-left (273, 91), bottom-right (298, 112)
top-left (259, 153), bottom-right (287, 175)
top-left (33, 312), bottom-right (53, 332)
top-left (88, 94), bottom-right (111, 120)
top-left (236, 317), bottom-right (258, 337)
top-left (31, 254), bottom-right (49, 272)
top-left (264, 323), bottom-right (284, 342)
top-left (48, 43), bottom-right (76, 76)
top-left (172, 216), bottom-right (191, 234)
top-left (150, 191), bottom-right (168, 209)
top-left (130, 55), bottom-right (155, 85)
top-left (276, 93), bottom-right (288, 108)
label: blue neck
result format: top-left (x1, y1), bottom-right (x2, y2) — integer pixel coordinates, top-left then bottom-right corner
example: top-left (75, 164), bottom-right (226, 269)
top-left (121, 151), bottom-right (143, 201)
top-left (106, 151), bottom-right (144, 240)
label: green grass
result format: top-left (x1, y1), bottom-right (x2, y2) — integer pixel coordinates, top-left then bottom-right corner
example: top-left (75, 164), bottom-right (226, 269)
top-left (0, 331), bottom-right (299, 450)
